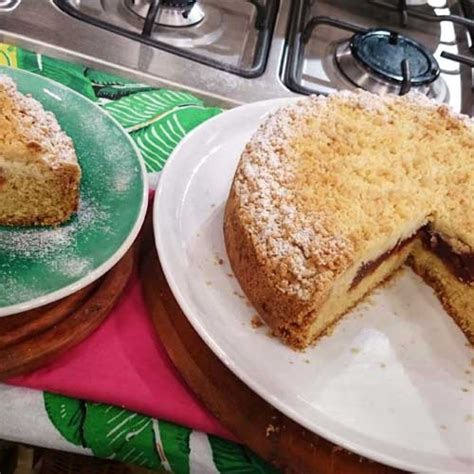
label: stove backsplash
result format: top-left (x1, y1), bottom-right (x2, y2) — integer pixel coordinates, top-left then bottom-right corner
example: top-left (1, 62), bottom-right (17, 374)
top-left (0, 0), bottom-right (472, 113)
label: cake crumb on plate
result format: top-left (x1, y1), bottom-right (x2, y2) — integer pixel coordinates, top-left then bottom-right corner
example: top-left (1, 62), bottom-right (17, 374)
top-left (251, 314), bottom-right (264, 328)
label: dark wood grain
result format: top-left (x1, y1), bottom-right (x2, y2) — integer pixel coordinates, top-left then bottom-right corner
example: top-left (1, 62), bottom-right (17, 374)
top-left (0, 246), bottom-right (135, 379)
top-left (139, 229), bottom-right (404, 474)
top-left (0, 285), bottom-right (96, 349)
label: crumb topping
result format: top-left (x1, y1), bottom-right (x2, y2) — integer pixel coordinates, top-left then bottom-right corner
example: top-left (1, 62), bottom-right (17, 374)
top-left (231, 91), bottom-right (473, 300)
top-left (0, 75), bottom-right (77, 168)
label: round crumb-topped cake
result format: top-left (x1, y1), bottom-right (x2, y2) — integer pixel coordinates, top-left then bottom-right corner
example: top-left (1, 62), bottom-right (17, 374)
top-left (224, 91), bottom-right (474, 349)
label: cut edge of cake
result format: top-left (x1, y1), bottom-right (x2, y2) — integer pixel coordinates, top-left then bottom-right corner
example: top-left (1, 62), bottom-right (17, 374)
top-left (409, 240), bottom-right (474, 344)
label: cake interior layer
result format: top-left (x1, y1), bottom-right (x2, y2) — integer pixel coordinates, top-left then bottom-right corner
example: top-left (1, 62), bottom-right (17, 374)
top-left (0, 160), bottom-right (79, 226)
top-left (303, 229), bottom-right (473, 348)
top-left (351, 234), bottom-right (418, 290)
top-left (421, 228), bottom-right (474, 285)
top-left (303, 242), bottom-right (416, 347)
top-left (351, 227), bottom-right (473, 290)
top-left (409, 240), bottom-right (474, 343)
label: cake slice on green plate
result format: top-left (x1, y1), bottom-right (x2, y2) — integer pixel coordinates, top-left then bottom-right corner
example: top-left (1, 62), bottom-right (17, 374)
top-left (0, 75), bottom-right (81, 226)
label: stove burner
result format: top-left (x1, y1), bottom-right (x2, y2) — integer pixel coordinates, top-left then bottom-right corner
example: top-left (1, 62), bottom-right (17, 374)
top-left (125, 0), bottom-right (205, 28)
top-left (336, 29), bottom-right (440, 95)
top-left (352, 30), bottom-right (439, 85)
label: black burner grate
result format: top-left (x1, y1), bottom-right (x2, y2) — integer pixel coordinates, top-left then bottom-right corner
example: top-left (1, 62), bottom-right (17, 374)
top-left (53, 0), bottom-right (279, 79)
top-left (284, 0), bottom-right (474, 96)
top-left (370, 0), bottom-right (474, 66)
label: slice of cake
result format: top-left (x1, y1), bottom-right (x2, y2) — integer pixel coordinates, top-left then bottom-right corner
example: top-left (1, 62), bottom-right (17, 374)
top-left (0, 75), bottom-right (81, 226)
top-left (224, 91), bottom-right (473, 349)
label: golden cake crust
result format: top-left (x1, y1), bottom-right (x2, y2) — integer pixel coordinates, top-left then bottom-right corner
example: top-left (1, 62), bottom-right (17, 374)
top-left (224, 91), bottom-right (474, 348)
top-left (0, 75), bottom-right (78, 167)
top-left (0, 75), bottom-right (81, 226)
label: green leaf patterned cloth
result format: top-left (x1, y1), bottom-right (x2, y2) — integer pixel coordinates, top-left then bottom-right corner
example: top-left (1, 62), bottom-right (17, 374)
top-left (8, 46), bottom-right (222, 173)
top-left (44, 393), bottom-right (277, 474)
top-left (0, 44), bottom-right (278, 473)
top-left (103, 90), bottom-right (220, 170)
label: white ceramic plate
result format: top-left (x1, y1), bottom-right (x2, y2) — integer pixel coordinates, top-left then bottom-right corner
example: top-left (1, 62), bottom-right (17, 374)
top-left (154, 98), bottom-right (474, 473)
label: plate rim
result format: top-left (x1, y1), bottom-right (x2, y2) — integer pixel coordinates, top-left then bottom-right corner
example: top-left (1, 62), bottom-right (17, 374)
top-left (154, 97), bottom-right (473, 473)
top-left (0, 66), bottom-right (148, 317)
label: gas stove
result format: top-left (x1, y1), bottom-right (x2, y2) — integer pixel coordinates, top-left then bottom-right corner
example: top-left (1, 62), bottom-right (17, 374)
top-left (125, 1), bottom-right (206, 28)
top-left (0, 0), bottom-right (472, 113)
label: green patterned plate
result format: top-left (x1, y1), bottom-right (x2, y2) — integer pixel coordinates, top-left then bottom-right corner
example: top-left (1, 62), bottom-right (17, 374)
top-left (0, 67), bottom-right (148, 317)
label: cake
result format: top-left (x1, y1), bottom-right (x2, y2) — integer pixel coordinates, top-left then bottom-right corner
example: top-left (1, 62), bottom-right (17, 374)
top-left (0, 75), bottom-right (81, 226)
top-left (224, 91), bottom-right (473, 349)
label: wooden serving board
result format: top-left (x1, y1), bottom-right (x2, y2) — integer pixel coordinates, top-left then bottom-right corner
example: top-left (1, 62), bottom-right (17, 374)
top-left (0, 246), bottom-right (135, 379)
top-left (139, 228), bottom-right (403, 474)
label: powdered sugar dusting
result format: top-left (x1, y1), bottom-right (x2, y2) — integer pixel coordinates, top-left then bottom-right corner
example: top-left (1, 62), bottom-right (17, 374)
top-left (113, 170), bottom-right (133, 193)
top-left (235, 94), bottom-right (370, 298)
top-left (2, 274), bottom-right (42, 304)
top-left (0, 225), bottom-right (72, 257)
top-left (50, 255), bottom-right (94, 278)
top-left (0, 194), bottom-right (111, 306)
top-left (0, 196), bottom-right (107, 257)
top-left (75, 111), bottom-right (137, 194)
top-left (0, 75), bottom-right (77, 167)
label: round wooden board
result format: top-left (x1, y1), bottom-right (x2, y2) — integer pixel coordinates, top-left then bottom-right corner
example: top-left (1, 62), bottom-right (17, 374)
top-left (139, 228), bottom-right (404, 474)
top-left (0, 245), bottom-right (135, 379)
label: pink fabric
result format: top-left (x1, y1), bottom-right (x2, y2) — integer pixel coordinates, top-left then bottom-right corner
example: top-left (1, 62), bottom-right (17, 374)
top-left (7, 263), bottom-right (235, 441)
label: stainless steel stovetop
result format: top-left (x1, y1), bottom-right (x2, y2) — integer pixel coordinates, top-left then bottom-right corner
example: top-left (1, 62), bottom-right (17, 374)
top-left (0, 0), bottom-right (472, 113)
